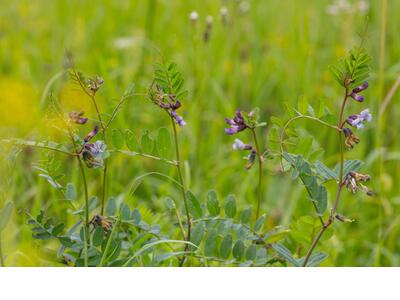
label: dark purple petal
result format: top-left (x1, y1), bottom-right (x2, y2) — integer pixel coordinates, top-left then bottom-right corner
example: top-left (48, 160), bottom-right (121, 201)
top-left (225, 118), bottom-right (235, 126)
top-left (225, 127), bottom-right (239, 135)
top-left (350, 92), bottom-right (364, 102)
top-left (352, 82), bottom-right (368, 93)
top-left (84, 125), bottom-right (99, 142)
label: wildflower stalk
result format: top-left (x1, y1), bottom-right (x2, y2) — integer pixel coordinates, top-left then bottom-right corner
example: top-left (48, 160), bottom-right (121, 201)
top-left (302, 89), bottom-right (348, 267)
top-left (67, 127), bottom-right (89, 267)
top-left (250, 128), bottom-right (263, 220)
top-left (72, 69), bottom-right (108, 215)
top-left (169, 114), bottom-right (191, 266)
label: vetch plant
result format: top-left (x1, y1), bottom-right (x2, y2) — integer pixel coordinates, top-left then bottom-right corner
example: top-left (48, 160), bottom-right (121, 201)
top-left (275, 34), bottom-right (374, 266)
top-left (225, 108), bottom-right (267, 220)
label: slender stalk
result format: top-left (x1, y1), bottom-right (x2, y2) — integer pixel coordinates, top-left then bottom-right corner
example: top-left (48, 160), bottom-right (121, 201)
top-left (169, 115), bottom-right (191, 266)
top-left (302, 89), bottom-right (348, 267)
top-left (251, 128), bottom-right (263, 220)
top-left (0, 234), bottom-right (4, 267)
top-left (67, 127), bottom-right (89, 266)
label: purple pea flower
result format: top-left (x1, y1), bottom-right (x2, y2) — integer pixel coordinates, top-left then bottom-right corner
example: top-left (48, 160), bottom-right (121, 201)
top-left (84, 125), bottom-right (99, 142)
top-left (82, 140), bottom-right (107, 168)
top-left (225, 110), bottom-right (247, 135)
top-left (232, 139), bottom-right (252, 151)
top-left (171, 110), bottom-right (186, 127)
top-left (346, 109), bottom-right (372, 129)
top-left (350, 82), bottom-right (368, 102)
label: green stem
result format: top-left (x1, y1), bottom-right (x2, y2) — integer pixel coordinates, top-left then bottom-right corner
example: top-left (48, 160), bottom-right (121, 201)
top-left (0, 234), bottom-right (4, 267)
top-left (251, 128), bottom-right (263, 220)
top-left (67, 127), bottom-right (89, 267)
top-left (170, 115), bottom-right (191, 266)
top-left (302, 89), bottom-right (348, 267)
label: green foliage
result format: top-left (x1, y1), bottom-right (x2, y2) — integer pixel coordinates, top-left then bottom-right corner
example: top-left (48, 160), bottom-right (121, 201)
top-left (283, 153), bottom-right (327, 216)
top-left (0, 202), bottom-right (13, 232)
top-left (329, 47), bottom-right (370, 88)
top-left (153, 62), bottom-right (187, 98)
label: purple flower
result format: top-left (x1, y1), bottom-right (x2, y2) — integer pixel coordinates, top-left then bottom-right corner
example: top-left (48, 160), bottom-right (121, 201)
top-left (350, 82), bottom-right (368, 102)
top-left (352, 82), bottom-right (369, 93)
top-left (171, 110), bottom-right (186, 127)
top-left (225, 110), bottom-right (247, 135)
top-left (232, 139), bottom-right (252, 151)
top-left (82, 140), bottom-right (107, 168)
top-left (350, 92), bottom-right (364, 102)
top-left (84, 125), bottom-right (99, 142)
top-left (346, 109), bottom-right (372, 129)
top-left (69, 111), bottom-right (88, 125)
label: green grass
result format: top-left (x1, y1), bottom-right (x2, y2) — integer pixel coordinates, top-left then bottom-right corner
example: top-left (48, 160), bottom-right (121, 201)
top-left (0, 0), bottom-right (399, 266)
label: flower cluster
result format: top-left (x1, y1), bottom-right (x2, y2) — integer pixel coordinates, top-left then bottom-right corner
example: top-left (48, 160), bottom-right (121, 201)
top-left (225, 110), bottom-right (248, 135)
top-left (86, 76), bottom-right (104, 95)
top-left (349, 82), bottom-right (368, 102)
top-left (342, 82), bottom-right (371, 149)
top-left (81, 125), bottom-right (108, 168)
top-left (150, 86), bottom-right (186, 127)
top-left (344, 171), bottom-right (374, 196)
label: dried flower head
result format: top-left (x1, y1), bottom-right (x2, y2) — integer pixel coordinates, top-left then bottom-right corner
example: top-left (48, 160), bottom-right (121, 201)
top-left (86, 76), bottom-right (104, 95)
top-left (344, 171), bottom-right (374, 196)
top-left (90, 215), bottom-right (112, 232)
top-left (69, 111), bottom-right (88, 125)
top-left (245, 150), bottom-right (257, 170)
top-left (343, 127), bottom-right (360, 149)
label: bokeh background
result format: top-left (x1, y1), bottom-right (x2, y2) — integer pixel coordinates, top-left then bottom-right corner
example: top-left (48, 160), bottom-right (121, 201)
top-left (0, 0), bottom-right (399, 266)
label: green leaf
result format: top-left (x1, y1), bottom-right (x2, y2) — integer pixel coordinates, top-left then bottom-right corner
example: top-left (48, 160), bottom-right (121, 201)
top-left (204, 229), bottom-right (217, 257)
top-left (131, 208), bottom-right (141, 224)
top-left (141, 130), bottom-right (154, 154)
top-left (305, 252), bottom-right (328, 267)
top-left (270, 116), bottom-right (284, 128)
top-left (297, 95), bottom-right (308, 115)
top-left (65, 183), bottom-right (77, 201)
top-left (120, 204), bottom-right (131, 221)
top-left (125, 129), bottom-right (139, 151)
top-left (232, 240), bottom-right (245, 260)
top-left (255, 248), bottom-right (267, 266)
top-left (315, 161), bottom-right (338, 181)
top-left (246, 244), bottom-right (257, 260)
top-left (156, 127), bottom-right (171, 158)
top-left (335, 160), bottom-right (363, 176)
top-left (219, 234), bottom-right (233, 259)
top-left (93, 226), bottom-right (104, 247)
top-left (283, 153), bottom-right (327, 216)
top-left (206, 190), bottom-right (220, 217)
top-left (0, 202), bottom-right (13, 232)
top-left (187, 191), bottom-right (202, 219)
top-left (240, 207), bottom-right (252, 224)
top-left (224, 195), bottom-right (236, 218)
top-left (105, 197), bottom-right (116, 216)
top-left (111, 129), bottom-right (124, 149)
top-left (254, 214), bottom-right (266, 232)
top-left (190, 223), bottom-right (205, 250)
top-left (51, 223), bottom-right (65, 236)
top-left (272, 244), bottom-right (300, 266)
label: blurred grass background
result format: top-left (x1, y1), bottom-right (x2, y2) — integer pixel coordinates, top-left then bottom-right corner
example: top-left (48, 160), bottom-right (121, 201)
top-left (0, 0), bottom-right (399, 266)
